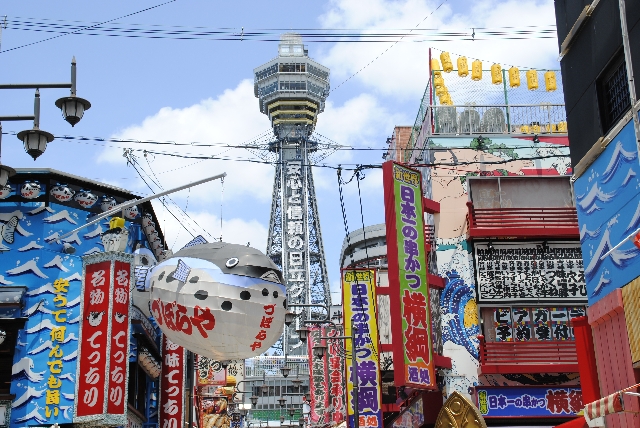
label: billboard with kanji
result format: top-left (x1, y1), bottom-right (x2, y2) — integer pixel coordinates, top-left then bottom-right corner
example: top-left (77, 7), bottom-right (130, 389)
top-left (476, 386), bottom-right (582, 418)
top-left (382, 161), bottom-right (436, 389)
top-left (342, 269), bottom-right (382, 428)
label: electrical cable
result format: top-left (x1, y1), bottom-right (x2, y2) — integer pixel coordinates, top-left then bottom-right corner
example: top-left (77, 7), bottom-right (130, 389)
top-left (0, 0), bottom-right (178, 53)
top-left (330, 0), bottom-right (449, 93)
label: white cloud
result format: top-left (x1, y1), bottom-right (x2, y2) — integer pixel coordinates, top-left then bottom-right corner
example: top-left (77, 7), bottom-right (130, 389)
top-left (98, 79), bottom-right (275, 204)
top-left (319, 0), bottom-right (559, 98)
top-left (152, 203), bottom-right (269, 253)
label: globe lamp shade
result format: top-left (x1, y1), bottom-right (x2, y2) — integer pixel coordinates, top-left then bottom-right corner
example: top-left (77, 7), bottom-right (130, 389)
top-left (55, 96), bottom-right (91, 127)
top-left (17, 129), bottom-right (54, 160)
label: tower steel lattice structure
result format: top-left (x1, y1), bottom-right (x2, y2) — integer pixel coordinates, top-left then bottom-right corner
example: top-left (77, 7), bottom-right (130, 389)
top-left (254, 34), bottom-right (332, 356)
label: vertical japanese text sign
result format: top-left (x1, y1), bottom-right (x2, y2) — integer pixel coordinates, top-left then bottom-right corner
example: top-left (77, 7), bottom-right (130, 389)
top-left (325, 324), bottom-right (346, 424)
top-left (160, 335), bottom-right (186, 428)
top-left (74, 253), bottom-right (133, 425)
top-left (382, 161), bottom-right (436, 389)
top-left (342, 269), bottom-right (382, 428)
top-left (307, 326), bottom-right (329, 423)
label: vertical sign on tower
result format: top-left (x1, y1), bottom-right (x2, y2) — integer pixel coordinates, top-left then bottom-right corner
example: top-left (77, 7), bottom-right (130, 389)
top-left (74, 253), bottom-right (132, 426)
top-left (343, 268), bottom-right (382, 428)
top-left (382, 161), bottom-right (436, 389)
top-left (160, 335), bottom-right (186, 428)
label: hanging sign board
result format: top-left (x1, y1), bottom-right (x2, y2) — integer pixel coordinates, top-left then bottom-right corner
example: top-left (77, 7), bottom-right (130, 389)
top-left (343, 268), bottom-right (382, 428)
top-left (74, 253), bottom-right (133, 426)
top-left (382, 161), bottom-right (436, 389)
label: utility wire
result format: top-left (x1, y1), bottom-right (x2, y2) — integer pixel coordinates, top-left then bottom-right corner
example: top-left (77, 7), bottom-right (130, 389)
top-left (330, 0), bottom-right (448, 93)
top-left (0, 0), bottom-right (178, 53)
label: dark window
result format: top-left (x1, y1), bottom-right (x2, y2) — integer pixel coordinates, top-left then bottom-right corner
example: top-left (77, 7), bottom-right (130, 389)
top-left (598, 54), bottom-right (631, 132)
top-left (128, 362), bottom-right (148, 416)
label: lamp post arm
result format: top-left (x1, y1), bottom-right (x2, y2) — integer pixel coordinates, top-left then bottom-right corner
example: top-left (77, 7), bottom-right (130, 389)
top-left (0, 116), bottom-right (35, 121)
top-left (0, 83), bottom-right (72, 89)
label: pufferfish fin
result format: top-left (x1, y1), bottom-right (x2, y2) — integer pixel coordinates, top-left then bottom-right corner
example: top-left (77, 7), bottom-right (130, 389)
top-left (260, 270), bottom-right (281, 284)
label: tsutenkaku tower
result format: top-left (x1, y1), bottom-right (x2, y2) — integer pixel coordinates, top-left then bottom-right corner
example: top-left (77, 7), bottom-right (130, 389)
top-left (254, 33), bottom-right (332, 355)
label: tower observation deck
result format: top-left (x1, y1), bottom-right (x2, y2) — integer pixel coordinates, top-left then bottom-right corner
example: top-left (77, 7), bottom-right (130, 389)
top-left (254, 34), bottom-right (332, 356)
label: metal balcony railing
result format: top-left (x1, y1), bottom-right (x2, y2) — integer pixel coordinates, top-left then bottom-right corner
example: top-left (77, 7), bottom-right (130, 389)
top-left (478, 335), bottom-right (579, 374)
top-left (431, 104), bottom-right (567, 136)
top-left (467, 202), bottom-right (579, 239)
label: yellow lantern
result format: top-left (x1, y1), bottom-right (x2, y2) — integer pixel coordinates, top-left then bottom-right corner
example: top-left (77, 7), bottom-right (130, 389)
top-left (434, 74), bottom-right (445, 89)
top-left (526, 69), bottom-right (538, 90)
top-left (431, 59), bottom-right (441, 73)
top-left (544, 70), bottom-right (557, 92)
top-left (440, 93), bottom-right (452, 105)
top-left (557, 121), bottom-right (568, 132)
top-left (471, 60), bottom-right (482, 81)
top-left (491, 64), bottom-right (503, 85)
top-left (457, 56), bottom-right (469, 77)
top-left (440, 52), bottom-right (453, 72)
top-left (531, 123), bottom-right (541, 134)
top-left (436, 85), bottom-right (447, 97)
top-left (508, 67), bottom-right (520, 87)
top-left (520, 125), bottom-right (530, 134)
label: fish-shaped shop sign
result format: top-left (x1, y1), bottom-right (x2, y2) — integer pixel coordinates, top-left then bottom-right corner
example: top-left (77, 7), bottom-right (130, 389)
top-left (145, 242), bottom-right (287, 361)
top-left (20, 181), bottom-right (41, 199)
top-left (74, 189), bottom-right (98, 208)
top-left (50, 183), bottom-right (76, 202)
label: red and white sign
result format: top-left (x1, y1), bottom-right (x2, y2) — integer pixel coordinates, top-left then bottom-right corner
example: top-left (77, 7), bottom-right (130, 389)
top-left (325, 325), bottom-right (346, 423)
top-left (75, 260), bottom-right (111, 419)
top-left (307, 326), bottom-right (329, 423)
top-left (74, 253), bottom-right (132, 425)
top-left (107, 260), bottom-right (132, 415)
top-left (160, 334), bottom-right (186, 428)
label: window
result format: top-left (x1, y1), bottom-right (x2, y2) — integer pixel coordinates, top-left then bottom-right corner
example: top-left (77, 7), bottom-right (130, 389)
top-left (598, 54), bottom-right (631, 132)
top-left (128, 362), bottom-right (149, 416)
top-left (279, 81), bottom-right (306, 91)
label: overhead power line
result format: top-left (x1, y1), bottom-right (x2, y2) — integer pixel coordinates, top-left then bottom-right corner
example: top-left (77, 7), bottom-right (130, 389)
top-left (0, 0), bottom-right (178, 54)
top-left (2, 16), bottom-right (558, 44)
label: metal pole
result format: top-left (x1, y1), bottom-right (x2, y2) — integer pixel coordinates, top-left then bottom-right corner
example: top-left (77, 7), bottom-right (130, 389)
top-left (0, 83), bottom-right (72, 89)
top-left (351, 317), bottom-right (358, 428)
top-left (618, 0), bottom-right (640, 155)
top-left (71, 56), bottom-right (77, 96)
top-left (0, 116), bottom-right (35, 121)
top-left (57, 172), bottom-right (226, 240)
top-left (34, 89), bottom-right (40, 129)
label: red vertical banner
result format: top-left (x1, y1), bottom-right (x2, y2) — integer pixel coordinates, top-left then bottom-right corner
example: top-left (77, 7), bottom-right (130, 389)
top-left (325, 325), bottom-right (346, 424)
top-left (107, 260), bottom-right (132, 415)
top-left (307, 326), bottom-right (329, 423)
top-left (74, 253), bottom-right (133, 426)
top-left (74, 259), bottom-right (111, 420)
top-left (160, 334), bottom-right (186, 428)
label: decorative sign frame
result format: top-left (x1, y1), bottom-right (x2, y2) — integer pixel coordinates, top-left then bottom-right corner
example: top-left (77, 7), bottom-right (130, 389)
top-left (382, 161), bottom-right (436, 389)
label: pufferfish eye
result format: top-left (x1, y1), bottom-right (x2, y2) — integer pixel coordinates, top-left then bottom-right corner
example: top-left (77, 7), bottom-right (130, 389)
top-left (225, 257), bottom-right (239, 268)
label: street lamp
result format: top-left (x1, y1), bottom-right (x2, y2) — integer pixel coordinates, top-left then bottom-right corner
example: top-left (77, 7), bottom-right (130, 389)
top-left (296, 327), bottom-right (309, 343)
top-left (312, 345), bottom-right (327, 359)
top-left (280, 365), bottom-right (291, 378)
top-left (298, 417), bottom-right (304, 428)
top-left (280, 415), bottom-right (285, 423)
top-left (0, 57), bottom-right (91, 166)
top-left (278, 397), bottom-right (287, 408)
top-left (288, 408), bottom-right (296, 418)
top-left (54, 58), bottom-right (91, 127)
top-left (250, 395), bottom-right (259, 406)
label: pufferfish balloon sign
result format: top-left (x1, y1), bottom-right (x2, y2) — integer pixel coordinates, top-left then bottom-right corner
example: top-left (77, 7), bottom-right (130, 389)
top-left (141, 239), bottom-right (287, 361)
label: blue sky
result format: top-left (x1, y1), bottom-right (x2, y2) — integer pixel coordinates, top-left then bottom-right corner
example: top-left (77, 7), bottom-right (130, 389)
top-left (0, 0), bottom-right (560, 299)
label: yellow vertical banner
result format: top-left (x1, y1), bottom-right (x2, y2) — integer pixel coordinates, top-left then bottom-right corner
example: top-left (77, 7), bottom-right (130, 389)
top-left (342, 269), bottom-right (382, 428)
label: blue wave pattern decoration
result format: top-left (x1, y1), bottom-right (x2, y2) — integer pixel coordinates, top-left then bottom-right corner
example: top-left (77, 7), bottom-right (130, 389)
top-left (0, 201), bottom-right (135, 427)
top-left (440, 270), bottom-right (480, 360)
top-left (574, 119), bottom-right (640, 304)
